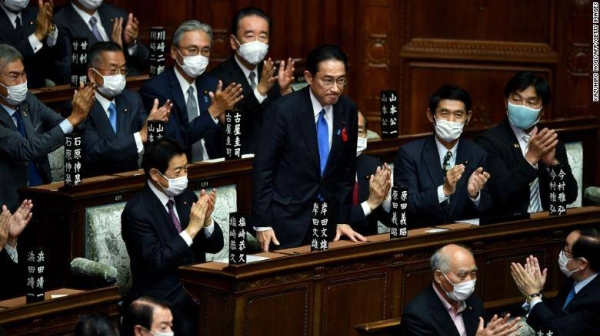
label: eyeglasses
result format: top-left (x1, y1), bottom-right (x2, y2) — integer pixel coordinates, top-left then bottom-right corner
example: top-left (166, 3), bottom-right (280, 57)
top-left (95, 67), bottom-right (129, 76)
top-left (177, 46), bottom-right (211, 57)
top-left (318, 76), bottom-right (348, 88)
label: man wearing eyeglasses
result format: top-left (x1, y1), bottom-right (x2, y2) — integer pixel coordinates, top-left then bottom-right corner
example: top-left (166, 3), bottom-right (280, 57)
top-left (140, 20), bottom-right (243, 162)
top-left (0, 44), bottom-right (93, 212)
top-left (252, 44), bottom-right (366, 251)
top-left (511, 226), bottom-right (600, 335)
top-left (81, 41), bottom-right (171, 177)
top-left (475, 72), bottom-right (577, 217)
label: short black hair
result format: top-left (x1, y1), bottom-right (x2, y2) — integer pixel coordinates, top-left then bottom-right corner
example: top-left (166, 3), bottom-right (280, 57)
top-left (306, 44), bottom-right (348, 76)
top-left (572, 226), bottom-right (600, 272)
top-left (141, 138), bottom-right (186, 176)
top-left (504, 71), bottom-right (551, 106)
top-left (230, 6), bottom-right (271, 37)
top-left (75, 313), bottom-right (119, 336)
top-left (87, 41), bottom-right (123, 68)
top-left (428, 84), bottom-right (472, 113)
top-left (128, 296), bottom-right (171, 331)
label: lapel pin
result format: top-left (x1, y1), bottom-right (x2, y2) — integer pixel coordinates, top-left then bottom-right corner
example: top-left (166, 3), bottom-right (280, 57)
top-left (29, 21), bottom-right (34, 26)
top-left (23, 108), bottom-right (28, 117)
top-left (123, 108), bottom-right (128, 113)
top-left (514, 144), bottom-right (520, 148)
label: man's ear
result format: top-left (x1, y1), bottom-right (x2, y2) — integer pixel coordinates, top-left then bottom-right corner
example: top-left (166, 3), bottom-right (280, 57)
top-left (304, 70), bottom-right (313, 86)
top-left (87, 68), bottom-right (97, 86)
top-left (229, 34), bottom-right (239, 51)
top-left (465, 111), bottom-right (472, 126)
top-left (426, 108), bottom-right (435, 124)
top-left (170, 45), bottom-right (178, 62)
top-left (149, 168), bottom-right (161, 183)
top-left (578, 257), bottom-right (589, 271)
top-left (433, 269), bottom-right (443, 284)
top-left (133, 325), bottom-right (144, 336)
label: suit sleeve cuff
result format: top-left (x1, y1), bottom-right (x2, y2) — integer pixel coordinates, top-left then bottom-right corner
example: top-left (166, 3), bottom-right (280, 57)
top-left (133, 132), bottom-right (143, 153)
top-left (60, 119), bottom-right (74, 134)
top-left (437, 185), bottom-right (449, 203)
top-left (28, 34), bottom-right (43, 53)
top-left (382, 195), bottom-right (391, 212)
top-left (127, 44), bottom-right (138, 56)
top-left (253, 88), bottom-right (267, 104)
top-left (203, 219), bottom-right (215, 237)
top-left (180, 230), bottom-right (193, 246)
top-left (4, 244), bottom-right (18, 263)
top-left (469, 192), bottom-right (481, 207)
top-left (46, 26), bottom-right (58, 46)
top-left (360, 201), bottom-right (372, 216)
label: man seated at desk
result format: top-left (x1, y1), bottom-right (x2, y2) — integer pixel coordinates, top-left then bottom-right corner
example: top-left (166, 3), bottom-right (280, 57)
top-left (393, 85), bottom-right (492, 228)
top-left (0, 199), bottom-right (33, 300)
top-left (125, 296), bottom-right (173, 336)
top-left (401, 244), bottom-right (521, 335)
top-left (475, 72), bottom-right (577, 217)
top-left (511, 226), bottom-right (600, 335)
top-left (121, 137), bottom-right (224, 335)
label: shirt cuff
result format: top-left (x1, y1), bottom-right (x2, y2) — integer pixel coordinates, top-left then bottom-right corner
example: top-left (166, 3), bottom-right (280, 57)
top-left (46, 26), bottom-right (58, 46)
top-left (28, 33), bottom-right (43, 53)
top-left (60, 119), bottom-right (74, 134)
top-left (133, 132), bottom-right (143, 153)
top-left (360, 201), bottom-right (371, 216)
top-left (382, 196), bottom-right (392, 212)
top-left (437, 185), bottom-right (449, 203)
top-left (469, 191), bottom-right (481, 207)
top-left (5, 244), bottom-right (18, 263)
top-left (127, 44), bottom-right (138, 56)
top-left (254, 226), bottom-right (272, 232)
top-left (529, 297), bottom-right (542, 310)
top-left (203, 219), bottom-right (215, 237)
top-left (180, 230), bottom-right (193, 247)
top-left (253, 87), bottom-right (267, 103)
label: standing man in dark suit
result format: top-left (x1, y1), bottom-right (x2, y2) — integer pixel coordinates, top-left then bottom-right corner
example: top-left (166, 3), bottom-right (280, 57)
top-left (81, 41), bottom-right (171, 177)
top-left (140, 20), bottom-right (243, 162)
top-left (54, 0), bottom-right (149, 76)
top-left (475, 72), bottom-right (577, 217)
top-left (121, 137), bottom-right (224, 335)
top-left (0, 0), bottom-right (70, 88)
top-left (252, 44), bottom-right (366, 251)
top-left (0, 44), bottom-right (94, 211)
top-left (393, 85), bottom-right (492, 228)
top-left (402, 244), bottom-right (521, 336)
top-left (0, 199), bottom-right (32, 300)
top-left (350, 111), bottom-right (391, 236)
top-left (511, 226), bottom-right (600, 335)
top-left (209, 6), bottom-right (295, 154)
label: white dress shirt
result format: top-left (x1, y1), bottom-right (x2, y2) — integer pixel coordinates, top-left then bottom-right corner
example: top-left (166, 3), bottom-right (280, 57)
top-left (434, 138), bottom-right (480, 206)
top-left (94, 93), bottom-right (143, 153)
top-left (0, 2), bottom-right (58, 53)
top-left (234, 55), bottom-right (267, 104)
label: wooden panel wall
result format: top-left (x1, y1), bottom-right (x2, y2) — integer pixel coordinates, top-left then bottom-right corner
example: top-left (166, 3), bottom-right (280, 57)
top-left (50, 0), bottom-right (599, 183)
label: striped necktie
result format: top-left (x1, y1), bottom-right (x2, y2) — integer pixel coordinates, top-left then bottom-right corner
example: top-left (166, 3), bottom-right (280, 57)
top-left (523, 134), bottom-right (542, 213)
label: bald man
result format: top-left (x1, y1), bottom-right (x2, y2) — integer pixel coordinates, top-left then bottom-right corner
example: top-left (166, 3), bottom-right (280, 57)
top-left (401, 244), bottom-right (520, 336)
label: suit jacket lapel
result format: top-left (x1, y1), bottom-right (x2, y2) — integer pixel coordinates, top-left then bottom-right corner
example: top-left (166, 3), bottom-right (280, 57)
top-left (167, 68), bottom-right (189, 124)
top-left (114, 94), bottom-right (129, 136)
top-left (424, 136), bottom-right (445, 191)
top-left (90, 101), bottom-right (117, 139)
top-left (98, 5), bottom-right (116, 41)
top-left (144, 185), bottom-right (181, 237)
top-left (22, 8), bottom-right (36, 36)
top-left (449, 140), bottom-right (468, 215)
top-left (322, 102), bottom-right (346, 179)
top-left (174, 194), bottom-right (192, 230)
top-left (65, 5), bottom-right (95, 42)
top-left (426, 285), bottom-right (461, 336)
top-left (296, 87), bottom-right (321, 175)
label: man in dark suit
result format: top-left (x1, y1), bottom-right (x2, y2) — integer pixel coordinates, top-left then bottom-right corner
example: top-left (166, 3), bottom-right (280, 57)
top-left (475, 72), bottom-right (577, 217)
top-left (81, 41), bottom-right (170, 177)
top-left (511, 227), bottom-right (600, 335)
top-left (121, 137), bottom-right (224, 335)
top-left (54, 0), bottom-right (149, 76)
top-left (209, 7), bottom-right (295, 154)
top-left (139, 20), bottom-right (243, 162)
top-left (0, 44), bottom-right (93, 211)
top-left (252, 44), bottom-right (365, 251)
top-left (0, 0), bottom-right (70, 88)
top-left (393, 85), bottom-right (492, 228)
top-left (402, 244), bottom-right (520, 336)
top-left (350, 111), bottom-right (391, 236)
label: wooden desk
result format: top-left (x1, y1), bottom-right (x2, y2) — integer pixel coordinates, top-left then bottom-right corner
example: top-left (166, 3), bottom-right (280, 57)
top-left (179, 206), bottom-right (600, 336)
top-left (0, 286), bottom-right (120, 335)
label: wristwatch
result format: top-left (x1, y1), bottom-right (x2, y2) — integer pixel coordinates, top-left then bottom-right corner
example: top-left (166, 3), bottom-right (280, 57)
top-left (526, 292), bottom-right (542, 304)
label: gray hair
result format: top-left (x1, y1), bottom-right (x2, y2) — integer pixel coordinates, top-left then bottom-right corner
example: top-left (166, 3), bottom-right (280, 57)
top-left (430, 244), bottom-right (473, 273)
top-left (0, 44), bottom-right (23, 73)
top-left (172, 20), bottom-right (213, 47)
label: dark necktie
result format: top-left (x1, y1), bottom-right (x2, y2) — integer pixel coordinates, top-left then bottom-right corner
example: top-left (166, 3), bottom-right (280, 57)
top-left (13, 109), bottom-right (43, 186)
top-left (15, 16), bottom-right (23, 40)
top-left (442, 151), bottom-right (452, 172)
top-left (249, 72), bottom-right (257, 90)
top-left (89, 16), bottom-right (104, 42)
top-left (352, 180), bottom-right (359, 206)
top-left (166, 200), bottom-right (182, 233)
top-left (186, 86), bottom-right (203, 162)
top-left (316, 109), bottom-right (329, 176)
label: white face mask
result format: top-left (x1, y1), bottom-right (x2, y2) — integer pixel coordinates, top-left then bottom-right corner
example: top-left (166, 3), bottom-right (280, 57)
top-left (158, 171), bottom-right (188, 197)
top-left (77, 0), bottom-right (103, 10)
top-left (442, 273), bottom-right (476, 302)
top-left (233, 36), bottom-right (268, 65)
top-left (175, 49), bottom-right (209, 78)
top-left (93, 69), bottom-right (126, 98)
top-left (356, 137), bottom-right (367, 157)
top-left (152, 332), bottom-right (174, 336)
top-left (434, 117), bottom-right (465, 143)
top-left (558, 250), bottom-right (580, 278)
top-left (0, 81), bottom-right (28, 105)
top-left (2, 0), bottom-right (29, 12)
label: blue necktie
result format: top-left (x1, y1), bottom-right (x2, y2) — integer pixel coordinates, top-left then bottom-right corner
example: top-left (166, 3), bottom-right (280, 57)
top-left (13, 109), bottom-right (43, 186)
top-left (316, 109), bottom-right (329, 176)
top-left (108, 102), bottom-right (117, 133)
top-left (563, 286), bottom-right (576, 310)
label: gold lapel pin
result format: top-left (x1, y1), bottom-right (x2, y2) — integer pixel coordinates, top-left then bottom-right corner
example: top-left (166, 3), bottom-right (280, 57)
top-left (123, 108), bottom-right (128, 113)
top-left (514, 144), bottom-right (520, 148)
top-left (23, 108), bottom-right (28, 117)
